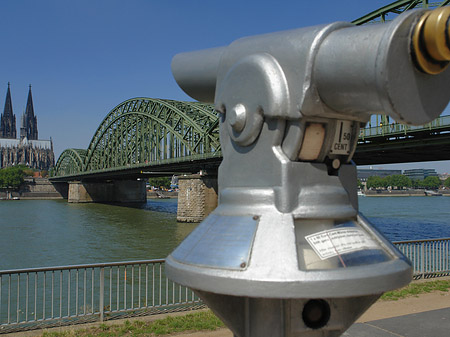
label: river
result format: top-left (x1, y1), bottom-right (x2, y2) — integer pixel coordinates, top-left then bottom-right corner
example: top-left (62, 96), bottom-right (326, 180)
top-left (0, 196), bottom-right (449, 270)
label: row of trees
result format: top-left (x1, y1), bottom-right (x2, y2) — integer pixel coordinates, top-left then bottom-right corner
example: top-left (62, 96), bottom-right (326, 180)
top-left (147, 177), bottom-right (172, 189)
top-left (0, 166), bottom-right (50, 189)
top-left (0, 166), bottom-right (27, 189)
top-left (361, 174), bottom-right (450, 190)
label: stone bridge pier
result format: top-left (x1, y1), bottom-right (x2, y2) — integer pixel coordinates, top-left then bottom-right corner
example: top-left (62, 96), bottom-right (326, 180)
top-left (177, 174), bottom-right (218, 222)
top-left (68, 179), bottom-right (146, 203)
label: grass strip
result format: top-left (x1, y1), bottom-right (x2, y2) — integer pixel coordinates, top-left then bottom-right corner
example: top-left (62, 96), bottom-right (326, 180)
top-left (41, 310), bottom-right (224, 337)
top-left (381, 279), bottom-right (450, 301)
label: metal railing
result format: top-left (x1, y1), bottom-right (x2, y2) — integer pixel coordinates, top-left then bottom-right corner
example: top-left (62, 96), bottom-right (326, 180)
top-left (395, 238), bottom-right (450, 279)
top-left (0, 259), bottom-right (204, 334)
top-left (1, 238), bottom-right (449, 333)
top-left (359, 114), bottom-right (450, 139)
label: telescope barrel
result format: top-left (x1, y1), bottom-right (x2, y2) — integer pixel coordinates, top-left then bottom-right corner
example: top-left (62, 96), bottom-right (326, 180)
top-left (171, 8), bottom-right (450, 126)
top-left (171, 46), bottom-right (225, 103)
top-left (314, 7), bottom-right (450, 125)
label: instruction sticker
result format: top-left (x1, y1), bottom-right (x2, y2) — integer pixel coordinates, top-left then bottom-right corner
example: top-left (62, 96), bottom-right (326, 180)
top-left (330, 120), bottom-right (353, 155)
top-left (305, 228), bottom-right (378, 260)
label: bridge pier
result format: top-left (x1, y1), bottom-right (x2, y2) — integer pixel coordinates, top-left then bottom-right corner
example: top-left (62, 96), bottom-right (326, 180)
top-left (177, 174), bottom-right (218, 222)
top-left (68, 180), bottom-right (146, 203)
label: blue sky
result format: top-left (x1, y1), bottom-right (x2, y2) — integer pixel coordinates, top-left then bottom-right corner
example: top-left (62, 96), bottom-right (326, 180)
top-left (0, 0), bottom-right (449, 173)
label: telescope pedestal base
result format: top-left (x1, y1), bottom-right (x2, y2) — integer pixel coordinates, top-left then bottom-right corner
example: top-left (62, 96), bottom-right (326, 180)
top-left (196, 290), bottom-right (380, 337)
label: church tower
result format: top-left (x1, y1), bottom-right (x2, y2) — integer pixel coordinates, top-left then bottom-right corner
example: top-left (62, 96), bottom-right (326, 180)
top-left (0, 83), bottom-right (17, 139)
top-left (20, 85), bottom-right (38, 140)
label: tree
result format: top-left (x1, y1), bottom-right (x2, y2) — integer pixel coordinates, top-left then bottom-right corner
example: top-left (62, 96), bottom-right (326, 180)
top-left (23, 167), bottom-right (34, 177)
top-left (148, 177), bottom-right (171, 189)
top-left (389, 175), bottom-right (411, 189)
top-left (366, 176), bottom-right (384, 189)
top-left (357, 179), bottom-right (363, 189)
top-left (383, 175), bottom-right (393, 188)
top-left (445, 177), bottom-right (450, 188)
top-left (0, 166), bottom-right (25, 189)
top-left (410, 179), bottom-right (422, 189)
top-left (422, 176), bottom-right (441, 190)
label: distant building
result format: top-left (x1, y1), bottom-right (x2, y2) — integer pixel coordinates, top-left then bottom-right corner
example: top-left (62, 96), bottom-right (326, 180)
top-left (0, 83), bottom-right (54, 170)
top-left (403, 169), bottom-right (438, 181)
top-left (357, 169), bottom-right (402, 182)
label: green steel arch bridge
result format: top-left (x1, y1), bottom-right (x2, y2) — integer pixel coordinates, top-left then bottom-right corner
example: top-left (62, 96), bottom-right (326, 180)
top-left (51, 1), bottom-right (450, 182)
top-left (52, 98), bottom-right (221, 181)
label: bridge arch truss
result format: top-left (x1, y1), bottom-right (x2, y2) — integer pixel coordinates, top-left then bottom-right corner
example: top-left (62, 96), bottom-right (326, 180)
top-left (54, 149), bottom-right (87, 177)
top-left (54, 98), bottom-right (220, 177)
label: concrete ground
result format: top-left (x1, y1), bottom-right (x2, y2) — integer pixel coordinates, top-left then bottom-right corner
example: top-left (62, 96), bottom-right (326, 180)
top-left (5, 285), bottom-right (450, 337)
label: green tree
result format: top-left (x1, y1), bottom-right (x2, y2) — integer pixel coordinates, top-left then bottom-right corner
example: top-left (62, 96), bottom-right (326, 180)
top-left (148, 177), bottom-right (171, 189)
top-left (366, 176), bottom-right (384, 189)
top-left (23, 167), bottom-right (34, 177)
top-left (445, 177), bottom-right (450, 188)
top-left (383, 175), bottom-right (393, 188)
top-left (389, 175), bottom-right (411, 189)
top-left (0, 166), bottom-right (25, 189)
top-left (422, 176), bottom-right (441, 190)
top-left (357, 179), bottom-right (363, 189)
top-left (411, 179), bottom-right (422, 189)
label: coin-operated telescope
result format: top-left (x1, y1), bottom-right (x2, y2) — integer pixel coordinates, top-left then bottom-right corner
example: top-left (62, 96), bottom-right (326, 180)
top-left (167, 7), bottom-right (450, 337)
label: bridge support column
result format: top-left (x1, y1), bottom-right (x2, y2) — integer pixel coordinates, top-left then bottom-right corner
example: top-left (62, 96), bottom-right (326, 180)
top-left (68, 180), bottom-right (146, 203)
top-left (177, 174), bottom-right (218, 222)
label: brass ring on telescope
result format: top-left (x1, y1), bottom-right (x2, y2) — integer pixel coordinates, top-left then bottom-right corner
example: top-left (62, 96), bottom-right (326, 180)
top-left (412, 7), bottom-right (450, 75)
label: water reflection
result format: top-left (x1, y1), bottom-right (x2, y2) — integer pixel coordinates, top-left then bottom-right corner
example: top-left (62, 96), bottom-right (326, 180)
top-left (0, 199), bottom-right (197, 270)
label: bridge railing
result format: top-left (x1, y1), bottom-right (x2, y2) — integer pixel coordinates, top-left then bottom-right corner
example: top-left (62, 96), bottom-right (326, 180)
top-left (359, 114), bottom-right (450, 139)
top-left (1, 238), bottom-right (449, 333)
top-left (0, 259), bottom-right (204, 334)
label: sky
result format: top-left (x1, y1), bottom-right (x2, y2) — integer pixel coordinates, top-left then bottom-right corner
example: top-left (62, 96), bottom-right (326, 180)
top-left (0, 0), bottom-right (449, 173)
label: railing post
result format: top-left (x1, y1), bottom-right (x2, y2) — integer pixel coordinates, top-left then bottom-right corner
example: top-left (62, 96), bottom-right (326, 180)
top-left (421, 243), bottom-right (425, 279)
top-left (99, 267), bottom-right (104, 322)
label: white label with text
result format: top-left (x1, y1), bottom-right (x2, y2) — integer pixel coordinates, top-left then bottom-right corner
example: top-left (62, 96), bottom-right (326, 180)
top-left (305, 228), bottom-right (379, 260)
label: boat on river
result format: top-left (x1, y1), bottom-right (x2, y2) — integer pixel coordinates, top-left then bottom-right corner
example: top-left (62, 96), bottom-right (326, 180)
top-left (424, 190), bottom-right (442, 196)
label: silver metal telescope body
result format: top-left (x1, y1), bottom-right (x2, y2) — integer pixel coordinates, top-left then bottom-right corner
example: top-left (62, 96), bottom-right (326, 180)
top-left (167, 7), bottom-right (450, 337)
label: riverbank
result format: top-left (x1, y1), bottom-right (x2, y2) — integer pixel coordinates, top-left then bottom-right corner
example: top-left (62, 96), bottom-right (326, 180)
top-left (147, 190), bottom-right (178, 199)
top-left (0, 179), bottom-right (180, 200)
top-left (364, 189), bottom-right (450, 197)
top-left (0, 178), bottom-right (65, 200)
top-left (6, 179), bottom-right (449, 200)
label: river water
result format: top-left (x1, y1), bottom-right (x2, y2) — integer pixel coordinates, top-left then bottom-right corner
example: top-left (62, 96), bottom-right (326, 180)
top-left (0, 196), bottom-right (449, 270)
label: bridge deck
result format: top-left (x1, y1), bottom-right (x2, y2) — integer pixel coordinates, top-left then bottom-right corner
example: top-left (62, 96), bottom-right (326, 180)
top-left (52, 114), bottom-right (450, 181)
top-left (354, 115), bottom-right (450, 165)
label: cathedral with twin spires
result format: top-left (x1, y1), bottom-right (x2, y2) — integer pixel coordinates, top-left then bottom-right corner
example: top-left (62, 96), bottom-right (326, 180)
top-left (0, 83), bottom-right (55, 170)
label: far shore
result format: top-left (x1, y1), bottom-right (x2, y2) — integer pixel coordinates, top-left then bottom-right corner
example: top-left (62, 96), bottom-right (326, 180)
top-left (363, 189), bottom-right (450, 197)
top-left (146, 190), bottom-right (178, 199)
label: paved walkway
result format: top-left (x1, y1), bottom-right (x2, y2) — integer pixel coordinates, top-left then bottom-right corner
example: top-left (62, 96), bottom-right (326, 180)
top-left (344, 307), bottom-right (450, 336)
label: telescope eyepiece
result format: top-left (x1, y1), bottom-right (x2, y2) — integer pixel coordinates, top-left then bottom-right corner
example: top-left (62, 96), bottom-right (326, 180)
top-left (412, 7), bottom-right (450, 74)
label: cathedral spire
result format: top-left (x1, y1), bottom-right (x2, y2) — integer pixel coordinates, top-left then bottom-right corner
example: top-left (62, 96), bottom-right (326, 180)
top-left (25, 85), bottom-right (34, 118)
top-left (4, 82), bottom-right (13, 117)
top-left (22, 84), bottom-right (38, 140)
top-left (0, 82), bottom-right (17, 138)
